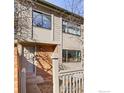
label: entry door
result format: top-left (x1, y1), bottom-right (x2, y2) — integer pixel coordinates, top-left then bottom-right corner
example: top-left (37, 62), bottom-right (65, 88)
top-left (22, 46), bottom-right (36, 77)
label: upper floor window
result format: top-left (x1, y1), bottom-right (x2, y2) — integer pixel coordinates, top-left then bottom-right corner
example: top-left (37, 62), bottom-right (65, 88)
top-left (33, 11), bottom-right (51, 29)
top-left (62, 49), bottom-right (81, 62)
top-left (62, 20), bottom-right (80, 36)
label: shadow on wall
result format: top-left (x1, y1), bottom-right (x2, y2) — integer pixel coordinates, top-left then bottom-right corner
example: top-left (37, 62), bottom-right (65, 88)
top-left (20, 45), bottom-right (56, 93)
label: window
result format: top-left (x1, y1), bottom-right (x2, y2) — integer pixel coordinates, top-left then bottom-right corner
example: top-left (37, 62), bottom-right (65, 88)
top-left (33, 11), bottom-right (43, 27)
top-left (33, 11), bottom-right (51, 29)
top-left (62, 50), bottom-right (66, 62)
top-left (23, 46), bottom-right (36, 75)
top-left (62, 50), bottom-right (81, 62)
top-left (42, 14), bottom-right (51, 29)
top-left (62, 20), bottom-right (81, 36)
top-left (62, 21), bottom-right (68, 33)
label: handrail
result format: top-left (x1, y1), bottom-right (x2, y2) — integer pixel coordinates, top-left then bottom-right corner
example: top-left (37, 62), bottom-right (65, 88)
top-left (59, 69), bottom-right (83, 76)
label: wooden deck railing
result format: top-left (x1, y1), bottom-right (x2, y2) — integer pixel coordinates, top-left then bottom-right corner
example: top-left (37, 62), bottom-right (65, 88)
top-left (59, 69), bottom-right (83, 93)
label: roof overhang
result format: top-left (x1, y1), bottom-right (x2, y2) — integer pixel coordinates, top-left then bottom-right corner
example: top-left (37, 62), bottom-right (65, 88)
top-left (35, 0), bottom-right (84, 24)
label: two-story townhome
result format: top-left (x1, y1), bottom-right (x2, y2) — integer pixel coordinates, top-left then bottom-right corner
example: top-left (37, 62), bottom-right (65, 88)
top-left (14, 0), bottom-right (84, 93)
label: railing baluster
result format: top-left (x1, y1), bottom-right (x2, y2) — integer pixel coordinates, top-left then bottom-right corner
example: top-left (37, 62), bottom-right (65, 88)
top-left (79, 78), bottom-right (81, 93)
top-left (66, 75), bottom-right (68, 93)
top-left (76, 77), bottom-right (78, 93)
top-left (82, 77), bottom-right (84, 93)
top-left (59, 70), bottom-right (83, 93)
top-left (69, 75), bottom-right (72, 93)
top-left (80, 78), bottom-right (83, 93)
top-left (63, 75), bottom-right (65, 93)
top-left (73, 75), bottom-right (75, 93)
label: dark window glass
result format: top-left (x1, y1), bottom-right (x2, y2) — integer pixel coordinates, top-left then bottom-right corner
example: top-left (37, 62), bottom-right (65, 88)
top-left (33, 11), bottom-right (51, 29)
top-left (62, 21), bottom-right (68, 32)
top-left (62, 25), bottom-right (67, 32)
top-left (62, 50), bottom-right (66, 62)
top-left (33, 11), bottom-right (43, 27)
top-left (42, 14), bottom-right (51, 29)
top-left (62, 50), bottom-right (81, 62)
top-left (68, 50), bottom-right (77, 62)
top-left (76, 51), bottom-right (81, 61)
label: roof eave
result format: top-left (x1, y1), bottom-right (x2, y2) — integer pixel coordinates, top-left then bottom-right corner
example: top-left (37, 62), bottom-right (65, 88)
top-left (36, 0), bottom-right (83, 20)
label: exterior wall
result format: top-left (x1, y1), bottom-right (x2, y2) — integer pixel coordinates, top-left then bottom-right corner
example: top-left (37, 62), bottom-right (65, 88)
top-left (62, 24), bottom-right (83, 49)
top-left (16, 2), bottom-right (63, 44)
top-left (33, 27), bottom-right (52, 41)
top-left (53, 16), bottom-right (62, 64)
top-left (17, 0), bottom-right (84, 72)
top-left (62, 24), bottom-right (84, 70)
top-left (53, 16), bottom-right (62, 42)
top-left (62, 62), bottom-right (82, 70)
top-left (32, 10), bottom-right (54, 42)
top-left (33, 4), bottom-right (62, 43)
top-left (62, 33), bottom-right (82, 49)
top-left (15, 1), bottom-right (83, 93)
top-left (36, 45), bottom-right (55, 93)
top-left (21, 45), bottom-right (57, 93)
top-left (14, 46), bottom-right (20, 93)
top-left (33, 4), bottom-right (63, 65)
top-left (36, 45), bottom-right (55, 80)
top-left (16, 2), bottom-right (32, 40)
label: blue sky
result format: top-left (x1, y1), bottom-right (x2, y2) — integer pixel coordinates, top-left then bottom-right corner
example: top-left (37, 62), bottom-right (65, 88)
top-left (46, 0), bottom-right (84, 16)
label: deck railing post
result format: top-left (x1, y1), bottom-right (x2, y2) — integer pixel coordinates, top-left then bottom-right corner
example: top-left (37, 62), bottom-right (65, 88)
top-left (51, 54), bottom-right (59, 93)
